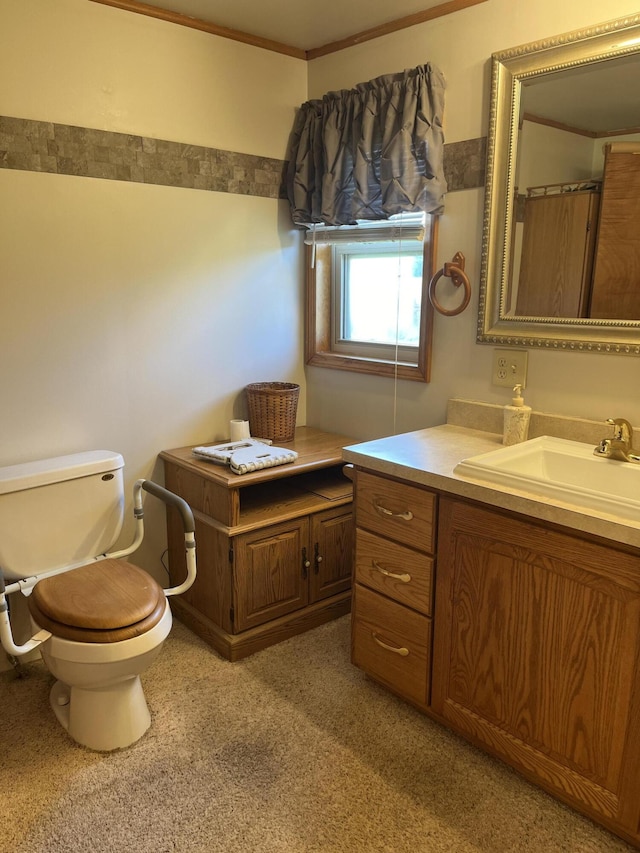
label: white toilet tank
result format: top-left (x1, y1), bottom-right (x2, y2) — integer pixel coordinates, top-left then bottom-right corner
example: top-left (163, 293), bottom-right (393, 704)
top-left (0, 450), bottom-right (125, 582)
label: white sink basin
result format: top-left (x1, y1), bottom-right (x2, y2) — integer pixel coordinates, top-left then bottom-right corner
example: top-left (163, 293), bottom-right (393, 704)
top-left (455, 435), bottom-right (640, 521)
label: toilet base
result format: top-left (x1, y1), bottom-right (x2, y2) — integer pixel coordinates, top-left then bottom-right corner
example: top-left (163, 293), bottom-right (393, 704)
top-left (50, 676), bottom-right (151, 752)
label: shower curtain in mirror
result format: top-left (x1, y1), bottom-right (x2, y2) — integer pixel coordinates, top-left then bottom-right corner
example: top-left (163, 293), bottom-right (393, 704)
top-left (286, 64), bottom-right (447, 227)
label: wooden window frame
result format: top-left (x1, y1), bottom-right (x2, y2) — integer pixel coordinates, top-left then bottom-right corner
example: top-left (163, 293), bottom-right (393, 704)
top-left (305, 215), bottom-right (438, 382)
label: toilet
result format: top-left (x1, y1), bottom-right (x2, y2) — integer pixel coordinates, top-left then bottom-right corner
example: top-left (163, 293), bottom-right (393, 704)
top-left (0, 450), bottom-right (196, 751)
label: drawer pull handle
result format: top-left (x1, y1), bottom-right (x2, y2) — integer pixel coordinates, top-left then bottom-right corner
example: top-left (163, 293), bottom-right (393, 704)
top-left (374, 502), bottom-right (413, 521)
top-left (372, 632), bottom-right (409, 657)
top-left (372, 561), bottom-right (411, 583)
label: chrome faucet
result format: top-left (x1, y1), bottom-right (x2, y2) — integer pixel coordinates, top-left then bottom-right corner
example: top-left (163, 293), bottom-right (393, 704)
top-left (594, 418), bottom-right (640, 463)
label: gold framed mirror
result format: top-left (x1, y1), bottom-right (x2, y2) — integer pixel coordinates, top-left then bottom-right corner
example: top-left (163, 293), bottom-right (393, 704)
top-left (478, 13), bottom-right (640, 354)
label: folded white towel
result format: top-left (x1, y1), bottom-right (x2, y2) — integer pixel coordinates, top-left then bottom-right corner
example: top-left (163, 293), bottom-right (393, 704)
top-left (192, 439), bottom-right (265, 464)
top-left (228, 444), bottom-right (298, 475)
top-left (192, 439), bottom-right (297, 475)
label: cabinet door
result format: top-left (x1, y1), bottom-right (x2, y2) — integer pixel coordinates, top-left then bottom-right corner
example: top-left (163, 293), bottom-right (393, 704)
top-left (233, 518), bottom-right (310, 632)
top-left (589, 149), bottom-right (640, 319)
top-left (432, 497), bottom-right (640, 831)
top-left (516, 191), bottom-right (599, 318)
top-left (309, 507), bottom-right (353, 603)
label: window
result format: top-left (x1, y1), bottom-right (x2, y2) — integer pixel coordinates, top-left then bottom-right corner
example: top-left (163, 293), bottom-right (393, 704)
top-left (305, 215), bottom-right (437, 382)
top-left (332, 242), bottom-right (424, 363)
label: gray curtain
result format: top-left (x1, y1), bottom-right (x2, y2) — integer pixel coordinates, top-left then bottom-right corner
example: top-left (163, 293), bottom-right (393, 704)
top-left (286, 64), bottom-right (447, 227)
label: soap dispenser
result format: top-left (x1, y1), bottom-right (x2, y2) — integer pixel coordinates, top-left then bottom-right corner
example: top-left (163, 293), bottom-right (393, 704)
top-left (503, 384), bottom-right (531, 446)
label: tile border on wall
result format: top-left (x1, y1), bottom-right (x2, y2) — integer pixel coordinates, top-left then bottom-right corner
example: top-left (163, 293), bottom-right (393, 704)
top-left (0, 115), bottom-right (486, 198)
top-left (0, 116), bottom-right (287, 199)
top-left (444, 137), bottom-right (486, 192)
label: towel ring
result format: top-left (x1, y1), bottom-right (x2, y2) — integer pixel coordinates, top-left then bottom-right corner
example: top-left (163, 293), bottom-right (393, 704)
top-left (428, 252), bottom-right (471, 316)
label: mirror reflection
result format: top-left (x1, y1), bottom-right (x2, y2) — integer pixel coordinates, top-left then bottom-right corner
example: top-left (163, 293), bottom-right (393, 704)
top-left (508, 54), bottom-right (640, 320)
top-left (478, 14), bottom-right (640, 353)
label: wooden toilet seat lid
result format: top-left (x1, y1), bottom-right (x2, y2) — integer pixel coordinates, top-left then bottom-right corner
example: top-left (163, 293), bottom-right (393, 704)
top-left (28, 559), bottom-right (166, 643)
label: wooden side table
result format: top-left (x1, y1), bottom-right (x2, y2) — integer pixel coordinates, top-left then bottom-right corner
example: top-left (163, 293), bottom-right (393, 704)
top-left (160, 427), bottom-right (354, 661)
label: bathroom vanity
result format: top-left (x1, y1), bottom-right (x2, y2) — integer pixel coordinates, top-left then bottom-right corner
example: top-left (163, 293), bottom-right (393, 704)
top-left (344, 413), bottom-right (640, 849)
top-left (160, 428), bottom-right (353, 661)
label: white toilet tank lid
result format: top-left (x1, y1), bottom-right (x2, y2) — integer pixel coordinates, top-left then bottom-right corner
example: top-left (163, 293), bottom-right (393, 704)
top-left (0, 450), bottom-right (124, 496)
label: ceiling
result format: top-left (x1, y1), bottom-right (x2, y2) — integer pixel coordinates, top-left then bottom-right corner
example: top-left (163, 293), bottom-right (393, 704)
top-left (104, 1), bottom-right (640, 134)
top-left (137, 0), bottom-right (451, 51)
top-left (523, 54), bottom-right (640, 135)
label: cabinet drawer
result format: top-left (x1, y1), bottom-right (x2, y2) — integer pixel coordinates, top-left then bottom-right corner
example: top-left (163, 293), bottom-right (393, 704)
top-left (164, 461), bottom-right (235, 525)
top-left (356, 470), bottom-right (436, 553)
top-left (355, 528), bottom-right (433, 615)
top-left (352, 583), bottom-right (431, 707)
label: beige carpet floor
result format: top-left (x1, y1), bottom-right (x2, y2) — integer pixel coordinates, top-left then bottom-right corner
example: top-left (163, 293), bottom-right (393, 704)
top-left (2, 616), bottom-right (635, 853)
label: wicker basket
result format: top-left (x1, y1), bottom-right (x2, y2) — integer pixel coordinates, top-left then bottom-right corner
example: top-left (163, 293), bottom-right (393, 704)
top-left (245, 382), bottom-right (300, 443)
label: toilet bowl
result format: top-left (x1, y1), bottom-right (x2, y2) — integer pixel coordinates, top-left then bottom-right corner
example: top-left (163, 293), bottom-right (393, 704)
top-left (28, 558), bottom-right (173, 751)
top-left (38, 606), bottom-right (172, 751)
top-left (0, 450), bottom-right (196, 752)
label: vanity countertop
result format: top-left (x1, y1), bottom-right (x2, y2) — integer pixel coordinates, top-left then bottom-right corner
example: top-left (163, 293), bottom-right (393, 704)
top-left (343, 423), bottom-right (640, 550)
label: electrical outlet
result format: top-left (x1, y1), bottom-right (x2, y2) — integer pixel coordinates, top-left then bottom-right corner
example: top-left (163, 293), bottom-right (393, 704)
top-left (492, 348), bottom-right (528, 388)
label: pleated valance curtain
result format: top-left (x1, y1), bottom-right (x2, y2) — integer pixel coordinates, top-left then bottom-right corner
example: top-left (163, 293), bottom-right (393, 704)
top-left (286, 64), bottom-right (447, 227)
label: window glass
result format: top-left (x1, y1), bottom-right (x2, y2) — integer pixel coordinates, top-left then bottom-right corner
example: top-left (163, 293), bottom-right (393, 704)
top-left (335, 244), bottom-right (423, 359)
top-left (305, 215), bottom-right (437, 382)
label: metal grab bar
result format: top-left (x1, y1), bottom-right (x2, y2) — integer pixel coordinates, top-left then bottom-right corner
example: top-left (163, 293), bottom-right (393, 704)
top-left (0, 569), bottom-right (52, 656)
top-left (0, 478), bottom-right (197, 657)
top-left (132, 479), bottom-right (196, 598)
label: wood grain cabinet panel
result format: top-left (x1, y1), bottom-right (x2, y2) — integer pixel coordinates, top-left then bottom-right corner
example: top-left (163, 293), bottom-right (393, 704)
top-left (352, 469), bottom-right (437, 710)
top-left (516, 189), bottom-right (599, 318)
top-left (233, 518), bottom-right (311, 631)
top-left (309, 507), bottom-right (353, 603)
top-left (352, 583), bottom-right (431, 708)
top-left (432, 496), bottom-right (640, 833)
top-left (356, 469), bottom-right (436, 552)
top-left (233, 507), bottom-right (353, 631)
top-left (350, 463), bottom-right (640, 846)
top-left (161, 428), bottom-right (354, 661)
top-left (589, 148), bottom-right (640, 319)
top-left (355, 527), bottom-right (433, 615)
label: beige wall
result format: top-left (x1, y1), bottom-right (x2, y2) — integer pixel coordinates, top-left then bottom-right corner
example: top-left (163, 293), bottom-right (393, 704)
top-left (517, 123), bottom-right (595, 188)
top-left (306, 0), bottom-right (640, 440)
top-left (0, 0), bottom-right (308, 590)
top-left (2, 0), bottom-right (301, 157)
top-left (2, 0), bottom-right (640, 616)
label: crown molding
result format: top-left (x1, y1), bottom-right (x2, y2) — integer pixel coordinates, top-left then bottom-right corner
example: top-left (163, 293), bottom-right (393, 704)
top-left (89, 0), bottom-right (488, 60)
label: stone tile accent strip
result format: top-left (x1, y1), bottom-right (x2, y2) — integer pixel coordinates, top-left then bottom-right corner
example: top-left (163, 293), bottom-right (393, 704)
top-left (443, 136), bottom-right (486, 192)
top-left (0, 115), bottom-right (287, 199)
top-left (0, 115), bottom-right (487, 197)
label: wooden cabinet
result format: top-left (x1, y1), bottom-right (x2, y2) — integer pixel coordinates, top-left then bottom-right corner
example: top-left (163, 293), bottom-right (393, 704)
top-left (161, 428), bottom-right (353, 661)
top-left (431, 496), bottom-right (640, 841)
top-left (351, 469), bottom-right (436, 710)
top-left (516, 185), bottom-right (600, 317)
top-left (232, 517), bottom-right (310, 632)
top-left (349, 460), bottom-right (640, 847)
top-left (309, 507), bottom-right (354, 603)
top-left (232, 506), bottom-right (352, 632)
top-left (353, 583), bottom-right (432, 707)
top-left (589, 145), bottom-right (640, 319)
